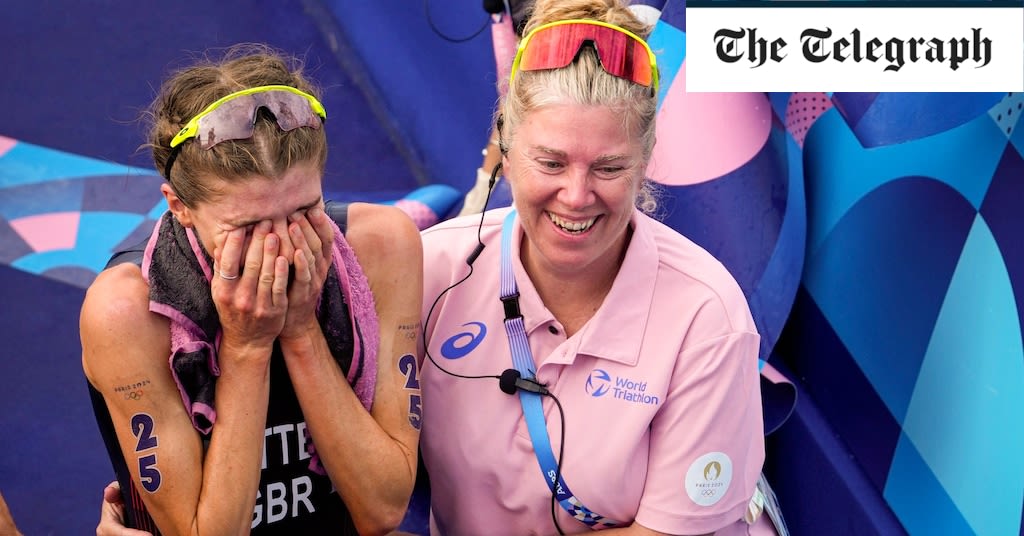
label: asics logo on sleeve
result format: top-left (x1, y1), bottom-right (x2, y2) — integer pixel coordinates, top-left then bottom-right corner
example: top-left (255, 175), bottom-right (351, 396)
top-left (439, 322), bottom-right (487, 359)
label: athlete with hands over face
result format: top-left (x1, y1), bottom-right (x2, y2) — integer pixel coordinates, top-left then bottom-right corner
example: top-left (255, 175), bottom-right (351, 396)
top-left (81, 44), bottom-right (423, 535)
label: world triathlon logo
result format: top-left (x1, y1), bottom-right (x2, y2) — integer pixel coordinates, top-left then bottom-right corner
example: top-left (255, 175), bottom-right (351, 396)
top-left (584, 368), bottom-right (660, 406)
top-left (585, 369), bottom-right (612, 396)
top-left (439, 322), bottom-right (487, 360)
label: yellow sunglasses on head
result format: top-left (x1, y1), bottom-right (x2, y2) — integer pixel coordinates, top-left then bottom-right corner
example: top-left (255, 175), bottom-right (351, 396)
top-left (164, 85), bottom-right (326, 179)
top-left (169, 85), bottom-right (326, 149)
top-left (509, 19), bottom-right (659, 90)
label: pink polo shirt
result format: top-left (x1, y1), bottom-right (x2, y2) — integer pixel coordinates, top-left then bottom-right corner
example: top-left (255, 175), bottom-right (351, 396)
top-left (419, 207), bottom-right (772, 536)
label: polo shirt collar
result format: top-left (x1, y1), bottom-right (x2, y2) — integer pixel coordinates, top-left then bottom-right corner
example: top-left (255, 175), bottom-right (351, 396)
top-left (509, 211), bottom-right (659, 366)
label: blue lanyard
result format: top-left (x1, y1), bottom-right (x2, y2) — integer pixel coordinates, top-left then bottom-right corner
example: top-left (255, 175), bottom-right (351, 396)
top-left (499, 210), bottom-right (620, 528)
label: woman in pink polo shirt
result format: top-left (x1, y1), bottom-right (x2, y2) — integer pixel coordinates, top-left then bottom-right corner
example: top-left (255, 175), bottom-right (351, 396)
top-left (416, 0), bottom-right (783, 534)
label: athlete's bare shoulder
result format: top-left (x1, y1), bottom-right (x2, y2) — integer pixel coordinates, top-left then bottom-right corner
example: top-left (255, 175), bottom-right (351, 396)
top-left (344, 203), bottom-right (424, 272)
top-left (81, 263), bottom-right (168, 383)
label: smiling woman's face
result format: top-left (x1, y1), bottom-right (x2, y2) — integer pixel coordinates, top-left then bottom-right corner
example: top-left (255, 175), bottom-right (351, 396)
top-left (504, 102), bottom-right (644, 280)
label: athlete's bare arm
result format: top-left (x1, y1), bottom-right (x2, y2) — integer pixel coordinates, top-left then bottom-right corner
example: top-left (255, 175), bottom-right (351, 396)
top-left (278, 203), bottom-right (423, 535)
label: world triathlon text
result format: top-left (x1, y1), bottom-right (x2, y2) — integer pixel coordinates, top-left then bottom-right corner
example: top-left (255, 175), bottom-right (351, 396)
top-left (713, 27), bottom-right (992, 72)
top-left (613, 377), bottom-right (660, 406)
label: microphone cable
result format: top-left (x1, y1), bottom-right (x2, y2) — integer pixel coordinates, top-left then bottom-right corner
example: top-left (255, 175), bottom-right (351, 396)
top-left (549, 392), bottom-right (567, 535)
top-left (424, 0), bottom-right (491, 43)
top-left (421, 161), bottom-right (501, 382)
top-left (420, 160), bottom-right (572, 535)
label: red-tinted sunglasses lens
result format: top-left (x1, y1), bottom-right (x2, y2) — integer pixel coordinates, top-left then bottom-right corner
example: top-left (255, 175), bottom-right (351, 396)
top-left (519, 23), bottom-right (653, 87)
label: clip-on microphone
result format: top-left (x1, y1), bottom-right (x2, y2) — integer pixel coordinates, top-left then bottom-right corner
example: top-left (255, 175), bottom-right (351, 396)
top-left (499, 368), bottom-right (550, 395)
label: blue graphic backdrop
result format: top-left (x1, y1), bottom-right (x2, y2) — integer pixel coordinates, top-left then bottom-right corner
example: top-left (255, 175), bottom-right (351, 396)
top-left (795, 91), bottom-right (1024, 536)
